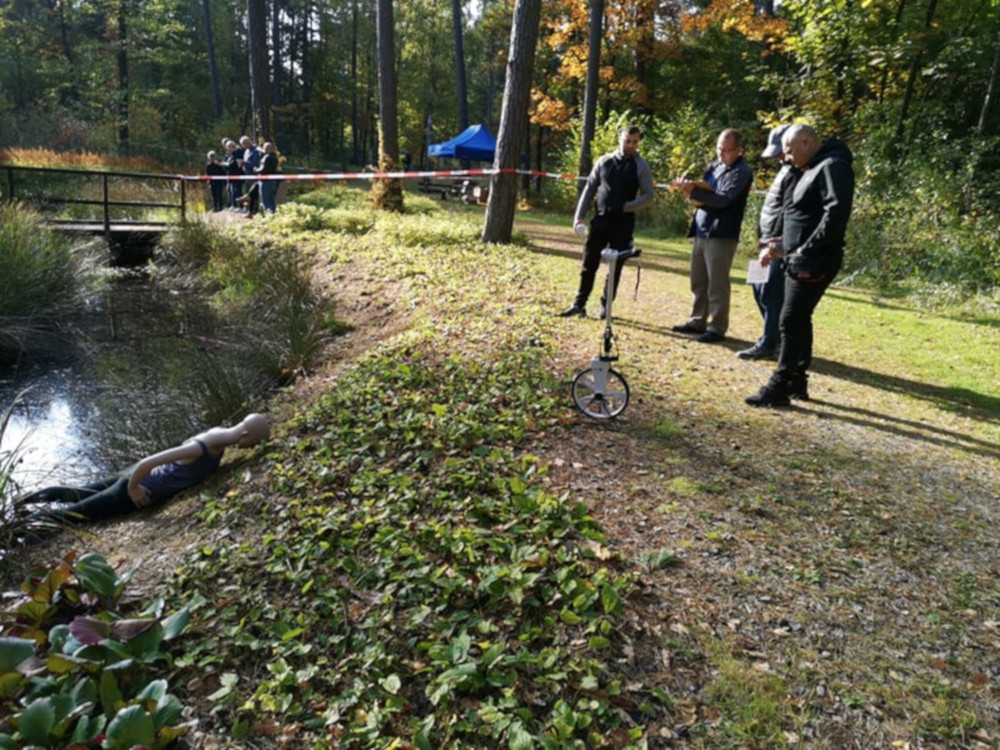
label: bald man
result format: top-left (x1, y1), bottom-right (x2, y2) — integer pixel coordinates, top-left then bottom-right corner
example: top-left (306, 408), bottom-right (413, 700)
top-left (746, 124), bottom-right (855, 407)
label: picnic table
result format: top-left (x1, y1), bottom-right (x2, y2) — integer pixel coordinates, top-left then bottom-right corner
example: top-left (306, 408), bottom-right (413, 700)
top-left (417, 178), bottom-right (488, 204)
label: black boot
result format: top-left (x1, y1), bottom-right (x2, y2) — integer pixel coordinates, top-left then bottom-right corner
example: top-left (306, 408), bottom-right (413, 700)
top-left (789, 372), bottom-right (810, 400)
top-left (556, 305), bottom-right (586, 318)
top-left (745, 374), bottom-right (791, 407)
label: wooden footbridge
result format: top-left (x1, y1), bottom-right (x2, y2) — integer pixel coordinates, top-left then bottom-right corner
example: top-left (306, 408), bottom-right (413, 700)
top-left (1, 164), bottom-right (192, 262)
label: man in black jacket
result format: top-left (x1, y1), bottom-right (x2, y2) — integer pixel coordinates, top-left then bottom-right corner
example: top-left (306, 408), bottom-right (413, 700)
top-left (746, 124), bottom-right (855, 407)
top-left (557, 125), bottom-right (655, 319)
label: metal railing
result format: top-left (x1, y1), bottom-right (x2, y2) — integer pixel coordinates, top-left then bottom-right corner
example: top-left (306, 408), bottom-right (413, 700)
top-left (0, 164), bottom-right (187, 233)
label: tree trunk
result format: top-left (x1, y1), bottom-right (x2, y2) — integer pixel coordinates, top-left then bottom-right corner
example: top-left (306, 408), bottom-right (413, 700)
top-left (633, 0), bottom-right (653, 112)
top-left (296, 0), bottom-right (312, 156)
top-left (373, 0), bottom-right (403, 211)
top-left (482, 0), bottom-right (542, 244)
top-left (894, 0), bottom-right (938, 149)
top-left (55, 0), bottom-right (74, 64)
top-left (452, 0), bottom-right (469, 130)
top-left (201, 0), bottom-right (224, 120)
top-left (247, 0), bottom-right (270, 140)
top-left (877, 0), bottom-right (908, 104)
top-left (452, 0), bottom-right (470, 169)
top-left (351, 0), bottom-right (361, 164)
top-left (271, 0), bottom-right (282, 142)
top-left (978, 30), bottom-right (1000, 133)
top-left (116, 0), bottom-right (129, 156)
top-left (577, 0), bottom-right (603, 196)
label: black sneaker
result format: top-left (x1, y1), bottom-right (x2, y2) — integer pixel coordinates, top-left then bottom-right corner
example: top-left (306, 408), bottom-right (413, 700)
top-left (737, 345), bottom-right (776, 360)
top-left (789, 374), bottom-right (810, 400)
top-left (556, 305), bottom-right (586, 318)
top-left (671, 323), bottom-right (703, 334)
top-left (698, 330), bottom-right (725, 343)
top-left (745, 382), bottom-right (791, 407)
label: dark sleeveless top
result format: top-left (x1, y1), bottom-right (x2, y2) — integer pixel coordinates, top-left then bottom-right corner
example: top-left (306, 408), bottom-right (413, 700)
top-left (139, 439), bottom-right (222, 504)
top-left (595, 154), bottom-right (639, 215)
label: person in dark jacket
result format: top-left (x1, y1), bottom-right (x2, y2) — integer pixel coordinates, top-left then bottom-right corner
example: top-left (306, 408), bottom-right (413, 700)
top-left (21, 414), bottom-right (270, 525)
top-left (239, 135), bottom-right (262, 216)
top-left (557, 124), bottom-right (655, 319)
top-left (223, 139), bottom-right (244, 209)
top-left (746, 124), bottom-right (855, 407)
top-left (671, 128), bottom-right (754, 343)
top-left (205, 150), bottom-right (227, 212)
top-left (256, 142), bottom-right (280, 213)
top-left (738, 124), bottom-right (795, 360)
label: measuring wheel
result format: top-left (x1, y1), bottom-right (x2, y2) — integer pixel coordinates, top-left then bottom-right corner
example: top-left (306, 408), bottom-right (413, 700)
top-left (571, 366), bottom-right (630, 419)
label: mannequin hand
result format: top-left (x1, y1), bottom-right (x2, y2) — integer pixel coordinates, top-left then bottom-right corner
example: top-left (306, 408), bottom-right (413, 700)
top-left (129, 484), bottom-right (152, 508)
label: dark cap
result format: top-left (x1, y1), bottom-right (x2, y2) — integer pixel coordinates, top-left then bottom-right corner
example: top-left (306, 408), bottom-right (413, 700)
top-left (761, 124), bottom-right (792, 159)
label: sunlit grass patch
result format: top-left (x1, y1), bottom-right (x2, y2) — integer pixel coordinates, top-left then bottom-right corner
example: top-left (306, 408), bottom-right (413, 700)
top-left (665, 476), bottom-right (701, 497)
top-left (269, 203), bottom-right (374, 234)
top-left (372, 210), bottom-right (485, 249)
top-left (701, 639), bottom-right (797, 748)
top-left (634, 415), bottom-right (685, 442)
top-left (293, 183), bottom-right (373, 211)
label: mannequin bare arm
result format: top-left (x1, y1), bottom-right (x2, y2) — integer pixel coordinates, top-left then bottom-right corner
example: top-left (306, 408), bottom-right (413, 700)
top-left (127, 442), bottom-right (204, 506)
top-left (125, 414), bottom-right (269, 507)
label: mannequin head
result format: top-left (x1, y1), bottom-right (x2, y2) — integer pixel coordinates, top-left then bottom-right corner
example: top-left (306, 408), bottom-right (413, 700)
top-left (237, 413), bottom-right (271, 447)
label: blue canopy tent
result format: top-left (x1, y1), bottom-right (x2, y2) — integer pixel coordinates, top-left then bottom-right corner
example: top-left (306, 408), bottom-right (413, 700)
top-left (427, 124), bottom-right (497, 162)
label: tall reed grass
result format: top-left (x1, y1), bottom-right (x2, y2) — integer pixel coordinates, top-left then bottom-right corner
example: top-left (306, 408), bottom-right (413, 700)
top-left (0, 146), bottom-right (169, 173)
top-left (0, 205), bottom-right (95, 357)
top-left (164, 221), bottom-right (341, 381)
top-left (0, 205), bottom-right (78, 318)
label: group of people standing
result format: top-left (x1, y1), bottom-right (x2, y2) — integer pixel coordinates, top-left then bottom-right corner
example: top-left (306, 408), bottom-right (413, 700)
top-left (205, 136), bottom-right (280, 216)
top-left (560, 122), bottom-right (855, 409)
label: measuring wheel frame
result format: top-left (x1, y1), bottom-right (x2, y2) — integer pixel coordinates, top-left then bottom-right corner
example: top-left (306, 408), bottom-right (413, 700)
top-left (570, 244), bottom-right (641, 420)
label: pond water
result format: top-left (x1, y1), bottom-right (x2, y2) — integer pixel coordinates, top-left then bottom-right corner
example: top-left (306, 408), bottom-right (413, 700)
top-left (1, 366), bottom-right (105, 491)
top-left (1, 272), bottom-right (259, 497)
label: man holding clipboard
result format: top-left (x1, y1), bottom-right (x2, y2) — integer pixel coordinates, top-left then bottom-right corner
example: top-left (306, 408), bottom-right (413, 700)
top-left (671, 129), bottom-right (753, 343)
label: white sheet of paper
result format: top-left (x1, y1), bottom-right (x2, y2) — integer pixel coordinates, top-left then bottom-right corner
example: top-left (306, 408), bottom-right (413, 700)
top-left (747, 259), bottom-right (769, 284)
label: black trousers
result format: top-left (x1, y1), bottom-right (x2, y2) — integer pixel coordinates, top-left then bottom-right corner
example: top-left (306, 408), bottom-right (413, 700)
top-left (25, 476), bottom-right (135, 523)
top-left (775, 271), bottom-right (835, 380)
top-left (574, 212), bottom-right (635, 309)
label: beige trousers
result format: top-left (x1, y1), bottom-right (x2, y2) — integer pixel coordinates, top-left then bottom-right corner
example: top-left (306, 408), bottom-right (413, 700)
top-left (686, 236), bottom-right (739, 335)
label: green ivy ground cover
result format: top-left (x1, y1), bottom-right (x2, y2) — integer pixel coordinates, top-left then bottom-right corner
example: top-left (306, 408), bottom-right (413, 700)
top-left (166, 212), bottom-right (656, 748)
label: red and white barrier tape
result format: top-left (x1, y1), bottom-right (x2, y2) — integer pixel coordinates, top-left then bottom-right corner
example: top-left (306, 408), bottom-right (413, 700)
top-left (188, 166), bottom-right (676, 191)
top-left (188, 168), bottom-right (497, 181)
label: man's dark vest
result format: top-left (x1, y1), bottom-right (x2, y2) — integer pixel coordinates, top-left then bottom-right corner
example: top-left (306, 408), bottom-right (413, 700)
top-left (596, 155), bottom-right (638, 215)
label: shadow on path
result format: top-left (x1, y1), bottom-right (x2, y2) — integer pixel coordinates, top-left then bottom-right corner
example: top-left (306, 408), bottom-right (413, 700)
top-left (800, 398), bottom-right (1000, 461)
top-left (809, 357), bottom-right (1000, 424)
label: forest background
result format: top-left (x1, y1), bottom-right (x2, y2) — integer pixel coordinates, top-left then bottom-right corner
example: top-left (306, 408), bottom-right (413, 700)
top-left (1, 0), bottom-right (1000, 302)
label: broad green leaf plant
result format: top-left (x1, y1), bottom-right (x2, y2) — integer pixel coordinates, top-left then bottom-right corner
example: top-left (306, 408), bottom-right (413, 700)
top-left (0, 551), bottom-right (191, 749)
